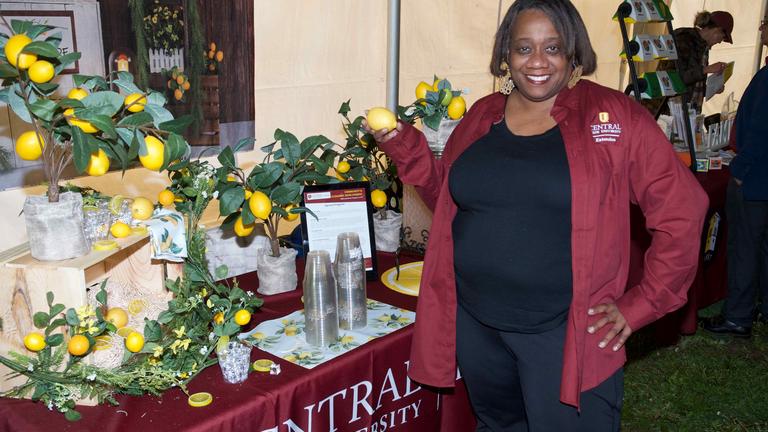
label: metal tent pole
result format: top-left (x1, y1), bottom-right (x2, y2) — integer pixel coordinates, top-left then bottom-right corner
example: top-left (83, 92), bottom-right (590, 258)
top-left (386, 0), bottom-right (401, 112)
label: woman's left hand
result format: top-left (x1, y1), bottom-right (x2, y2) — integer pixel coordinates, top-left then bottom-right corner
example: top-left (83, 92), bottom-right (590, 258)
top-left (587, 303), bottom-right (633, 351)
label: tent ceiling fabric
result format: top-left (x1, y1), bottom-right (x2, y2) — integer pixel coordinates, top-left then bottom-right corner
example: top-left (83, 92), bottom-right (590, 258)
top-left (253, 0), bottom-right (765, 160)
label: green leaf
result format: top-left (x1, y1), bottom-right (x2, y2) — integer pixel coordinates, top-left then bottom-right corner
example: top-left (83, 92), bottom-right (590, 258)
top-left (271, 182), bottom-right (301, 206)
top-left (32, 82), bottom-right (59, 95)
top-left (65, 308), bottom-right (79, 326)
top-left (49, 304), bottom-right (65, 318)
top-left (157, 310), bottom-right (174, 324)
top-left (71, 127), bottom-right (91, 173)
top-left (260, 141), bottom-right (276, 154)
top-left (158, 114), bottom-right (193, 134)
top-left (215, 265), bottom-right (229, 280)
top-left (54, 52), bottom-right (81, 74)
top-left (117, 111), bottom-right (153, 127)
top-left (10, 20), bottom-right (29, 35)
top-left (218, 146), bottom-right (235, 170)
top-left (96, 285), bottom-right (107, 306)
top-left (81, 91), bottom-right (123, 117)
top-left (85, 114), bottom-right (117, 139)
top-left (0, 62), bottom-right (18, 78)
top-left (46, 333), bottom-right (64, 347)
top-left (146, 91), bottom-right (166, 107)
top-left (33, 312), bottom-right (49, 329)
top-left (26, 24), bottom-right (54, 40)
top-left (31, 385), bottom-right (46, 401)
top-left (55, 98), bottom-right (85, 110)
top-left (338, 99), bottom-right (351, 115)
top-left (423, 112), bottom-right (442, 131)
top-left (162, 133), bottom-right (188, 170)
top-left (221, 212), bottom-right (240, 229)
top-left (233, 137), bottom-right (255, 153)
top-left (300, 135), bottom-right (333, 159)
top-left (144, 104), bottom-right (174, 127)
top-left (64, 409), bottom-right (82, 422)
top-left (8, 84), bottom-right (32, 123)
top-left (275, 129), bottom-right (301, 166)
top-left (113, 76), bottom-right (142, 95)
top-left (249, 162), bottom-right (283, 189)
top-left (21, 41), bottom-right (59, 58)
top-left (240, 203), bottom-right (255, 225)
top-left (46, 291), bottom-right (54, 307)
top-left (308, 155), bottom-right (330, 175)
top-left (219, 186), bottom-right (244, 216)
top-left (143, 319), bottom-right (161, 342)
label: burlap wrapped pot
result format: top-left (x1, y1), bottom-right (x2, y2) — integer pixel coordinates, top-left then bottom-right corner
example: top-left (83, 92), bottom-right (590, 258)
top-left (373, 209), bottom-right (402, 252)
top-left (256, 247), bottom-right (298, 295)
top-left (23, 191), bottom-right (89, 261)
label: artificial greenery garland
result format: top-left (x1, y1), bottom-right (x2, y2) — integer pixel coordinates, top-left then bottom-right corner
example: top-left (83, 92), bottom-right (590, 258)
top-left (183, 0), bottom-right (205, 136)
top-left (129, 0), bottom-right (150, 89)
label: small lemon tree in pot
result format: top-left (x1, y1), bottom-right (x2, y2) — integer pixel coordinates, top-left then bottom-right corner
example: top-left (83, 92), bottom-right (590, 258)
top-left (214, 129), bottom-right (340, 294)
top-left (0, 20), bottom-right (190, 260)
top-left (337, 101), bottom-right (401, 252)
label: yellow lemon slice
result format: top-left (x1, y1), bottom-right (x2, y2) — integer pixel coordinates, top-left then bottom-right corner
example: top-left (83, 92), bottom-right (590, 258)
top-left (93, 335), bottom-right (113, 351)
top-left (108, 195), bottom-right (125, 215)
top-left (188, 392), bottom-right (213, 408)
top-left (116, 327), bottom-right (136, 338)
top-left (252, 359), bottom-right (274, 372)
top-left (127, 299), bottom-right (148, 315)
top-left (380, 261), bottom-right (423, 297)
top-left (92, 240), bottom-right (118, 251)
top-left (131, 225), bottom-right (148, 236)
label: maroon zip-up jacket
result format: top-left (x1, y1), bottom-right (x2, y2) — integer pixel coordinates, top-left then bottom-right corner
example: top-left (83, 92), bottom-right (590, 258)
top-left (380, 79), bottom-right (708, 408)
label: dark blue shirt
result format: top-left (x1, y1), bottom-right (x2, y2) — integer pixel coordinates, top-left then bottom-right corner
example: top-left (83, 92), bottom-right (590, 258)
top-left (731, 65), bottom-right (768, 200)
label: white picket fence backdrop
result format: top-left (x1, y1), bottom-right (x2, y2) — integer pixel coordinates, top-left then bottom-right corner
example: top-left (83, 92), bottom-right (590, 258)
top-left (149, 49), bottom-right (184, 73)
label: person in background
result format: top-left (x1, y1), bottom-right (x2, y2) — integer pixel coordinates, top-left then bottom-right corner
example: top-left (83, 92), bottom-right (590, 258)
top-left (367, 0), bottom-right (708, 430)
top-left (704, 16), bottom-right (768, 338)
top-left (658, 10), bottom-right (734, 111)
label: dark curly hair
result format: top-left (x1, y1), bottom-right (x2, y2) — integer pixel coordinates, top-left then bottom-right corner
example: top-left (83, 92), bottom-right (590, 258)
top-left (490, 0), bottom-right (597, 77)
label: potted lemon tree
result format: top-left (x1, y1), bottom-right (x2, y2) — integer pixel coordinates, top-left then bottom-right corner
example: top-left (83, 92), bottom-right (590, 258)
top-left (214, 129), bottom-right (340, 294)
top-left (337, 101), bottom-right (401, 252)
top-left (0, 20), bottom-right (190, 260)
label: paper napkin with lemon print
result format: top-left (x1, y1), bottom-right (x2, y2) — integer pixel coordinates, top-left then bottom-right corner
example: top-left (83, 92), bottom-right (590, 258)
top-left (145, 209), bottom-right (187, 262)
top-left (238, 299), bottom-right (415, 369)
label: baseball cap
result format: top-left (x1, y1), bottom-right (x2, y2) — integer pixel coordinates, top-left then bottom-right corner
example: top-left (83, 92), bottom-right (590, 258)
top-left (710, 11), bottom-right (734, 43)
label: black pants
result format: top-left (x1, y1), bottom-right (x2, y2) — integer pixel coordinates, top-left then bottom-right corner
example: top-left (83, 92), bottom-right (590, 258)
top-left (724, 178), bottom-right (768, 327)
top-left (456, 304), bottom-right (623, 432)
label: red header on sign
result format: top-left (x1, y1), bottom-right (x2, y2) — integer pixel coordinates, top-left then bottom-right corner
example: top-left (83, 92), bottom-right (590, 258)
top-left (304, 187), bottom-right (366, 204)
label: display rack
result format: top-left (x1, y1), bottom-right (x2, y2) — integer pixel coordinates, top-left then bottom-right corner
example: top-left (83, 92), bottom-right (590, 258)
top-left (615, 1), bottom-right (697, 172)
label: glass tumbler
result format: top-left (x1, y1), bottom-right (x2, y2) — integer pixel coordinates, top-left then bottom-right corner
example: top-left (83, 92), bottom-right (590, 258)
top-left (82, 200), bottom-right (112, 245)
top-left (303, 250), bottom-right (339, 347)
top-left (112, 198), bottom-right (134, 226)
top-left (334, 232), bottom-right (367, 330)
top-left (217, 341), bottom-right (252, 384)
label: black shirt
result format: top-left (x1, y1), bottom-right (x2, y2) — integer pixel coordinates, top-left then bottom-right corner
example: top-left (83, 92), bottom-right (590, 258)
top-left (449, 120), bottom-right (573, 332)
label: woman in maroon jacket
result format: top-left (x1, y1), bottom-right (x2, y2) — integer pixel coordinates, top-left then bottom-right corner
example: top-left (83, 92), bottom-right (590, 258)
top-left (369, 0), bottom-right (708, 430)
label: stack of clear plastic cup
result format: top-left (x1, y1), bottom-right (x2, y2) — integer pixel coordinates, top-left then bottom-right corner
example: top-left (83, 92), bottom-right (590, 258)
top-left (82, 200), bottom-right (111, 245)
top-left (334, 232), bottom-right (367, 330)
top-left (217, 341), bottom-right (252, 384)
top-left (112, 198), bottom-right (133, 226)
top-left (303, 250), bottom-right (339, 347)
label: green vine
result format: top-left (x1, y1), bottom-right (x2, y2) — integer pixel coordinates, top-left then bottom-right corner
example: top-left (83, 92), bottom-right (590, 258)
top-left (184, 0), bottom-right (205, 136)
top-left (129, 0), bottom-right (150, 89)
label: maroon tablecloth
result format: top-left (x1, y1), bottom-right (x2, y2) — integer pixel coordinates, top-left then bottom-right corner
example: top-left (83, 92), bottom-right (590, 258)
top-left (628, 168), bottom-right (730, 341)
top-left (0, 253), bottom-right (475, 432)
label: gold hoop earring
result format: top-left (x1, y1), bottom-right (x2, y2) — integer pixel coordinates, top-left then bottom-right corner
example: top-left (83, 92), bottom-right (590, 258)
top-left (567, 64), bottom-right (583, 89)
top-left (499, 63), bottom-right (515, 95)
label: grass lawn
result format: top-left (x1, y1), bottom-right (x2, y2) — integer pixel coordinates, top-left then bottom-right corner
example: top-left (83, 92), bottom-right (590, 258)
top-left (623, 306), bottom-right (768, 431)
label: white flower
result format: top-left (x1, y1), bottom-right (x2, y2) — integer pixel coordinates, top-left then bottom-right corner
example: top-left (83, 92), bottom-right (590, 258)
top-left (27, 363), bottom-right (34, 372)
top-left (208, 332), bottom-right (216, 341)
top-left (47, 402), bottom-right (53, 411)
top-left (247, 291), bottom-right (254, 297)
top-left (201, 191), bottom-right (208, 199)
top-left (86, 373), bottom-right (97, 382)
top-left (212, 191), bottom-right (219, 199)
top-left (270, 363), bottom-right (281, 375)
top-left (199, 346), bottom-right (208, 355)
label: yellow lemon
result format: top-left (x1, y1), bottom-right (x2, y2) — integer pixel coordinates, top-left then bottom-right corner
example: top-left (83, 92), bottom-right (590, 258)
top-left (284, 325), bottom-right (298, 336)
top-left (116, 327), bottom-right (136, 338)
top-left (244, 189), bottom-right (253, 200)
top-left (283, 204), bottom-right (299, 222)
top-left (28, 60), bottom-right (54, 83)
top-left (341, 335), bottom-right (355, 344)
top-left (105, 307), bottom-right (129, 328)
top-left (447, 95), bottom-right (466, 120)
top-left (108, 195), bottom-right (125, 215)
top-left (233, 215), bottom-right (254, 237)
top-left (336, 160), bottom-right (350, 174)
top-left (234, 309), bottom-right (251, 326)
top-left (370, 189), bottom-right (387, 208)
top-left (5, 34), bottom-right (36, 69)
top-left (109, 221), bottom-right (131, 238)
top-left (157, 189), bottom-right (175, 207)
top-left (432, 78), bottom-right (442, 91)
top-left (23, 332), bottom-right (46, 352)
top-left (124, 93), bottom-right (146, 113)
top-left (415, 81), bottom-right (432, 102)
top-left (15, 130), bottom-right (44, 161)
top-left (248, 191), bottom-right (272, 220)
top-left (378, 315), bottom-right (391, 322)
top-left (140, 136), bottom-right (165, 171)
top-left (188, 392), bottom-right (213, 408)
top-left (67, 334), bottom-right (90, 356)
top-left (67, 87), bottom-right (88, 100)
top-left (213, 312), bottom-right (224, 325)
top-left (366, 107), bottom-right (397, 132)
top-left (64, 108), bottom-right (98, 134)
top-left (131, 197), bottom-right (154, 220)
top-left (125, 332), bottom-right (145, 353)
top-left (86, 149), bottom-right (110, 176)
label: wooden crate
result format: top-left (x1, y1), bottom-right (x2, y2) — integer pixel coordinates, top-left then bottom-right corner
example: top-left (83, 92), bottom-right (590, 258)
top-left (0, 234), bottom-right (180, 403)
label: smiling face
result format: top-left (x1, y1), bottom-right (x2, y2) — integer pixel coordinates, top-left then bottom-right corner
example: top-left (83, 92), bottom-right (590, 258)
top-left (507, 9), bottom-right (571, 104)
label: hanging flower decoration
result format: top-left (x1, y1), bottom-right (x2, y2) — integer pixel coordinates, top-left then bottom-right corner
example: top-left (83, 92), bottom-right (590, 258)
top-left (143, 1), bottom-right (185, 54)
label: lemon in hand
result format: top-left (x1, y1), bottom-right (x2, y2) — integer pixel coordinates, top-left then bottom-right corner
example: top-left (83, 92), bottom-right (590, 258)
top-left (140, 136), bottom-right (165, 171)
top-left (371, 189), bottom-right (387, 208)
top-left (23, 332), bottom-right (46, 352)
top-left (86, 149), bottom-right (110, 176)
top-left (248, 191), bottom-right (272, 220)
top-left (5, 34), bottom-right (36, 69)
top-left (366, 107), bottom-right (397, 132)
top-left (28, 60), bottom-right (54, 83)
top-left (131, 197), bottom-right (154, 220)
top-left (110, 221), bottom-right (131, 238)
top-left (124, 93), bottom-right (147, 113)
top-left (15, 131), bottom-right (44, 161)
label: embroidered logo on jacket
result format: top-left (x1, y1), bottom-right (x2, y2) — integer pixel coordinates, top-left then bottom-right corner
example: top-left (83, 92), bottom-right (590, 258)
top-left (591, 112), bottom-right (622, 143)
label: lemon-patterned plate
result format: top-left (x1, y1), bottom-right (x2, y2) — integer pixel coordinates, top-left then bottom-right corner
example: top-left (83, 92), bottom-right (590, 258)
top-left (380, 261), bottom-right (423, 297)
